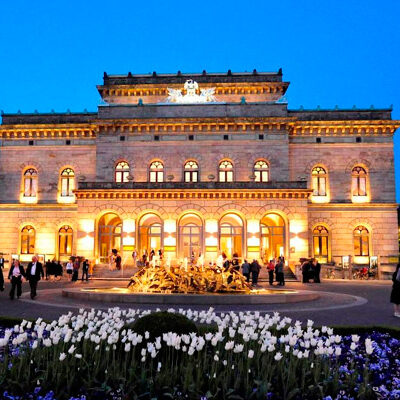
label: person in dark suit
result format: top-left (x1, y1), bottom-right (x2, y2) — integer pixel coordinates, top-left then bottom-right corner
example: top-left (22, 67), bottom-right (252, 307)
top-left (312, 258), bottom-right (321, 283)
top-left (81, 259), bottom-right (89, 281)
top-left (0, 254), bottom-right (5, 291)
top-left (26, 256), bottom-right (44, 299)
top-left (8, 259), bottom-right (26, 299)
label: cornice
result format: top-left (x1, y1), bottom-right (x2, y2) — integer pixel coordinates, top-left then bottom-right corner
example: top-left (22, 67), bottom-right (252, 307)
top-left (75, 188), bottom-right (312, 201)
top-left (308, 203), bottom-right (398, 210)
top-left (289, 120), bottom-right (399, 136)
top-left (0, 124), bottom-right (97, 139)
top-left (97, 82), bottom-right (289, 98)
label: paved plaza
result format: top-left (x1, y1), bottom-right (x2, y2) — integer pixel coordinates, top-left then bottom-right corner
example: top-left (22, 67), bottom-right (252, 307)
top-left (0, 277), bottom-right (398, 328)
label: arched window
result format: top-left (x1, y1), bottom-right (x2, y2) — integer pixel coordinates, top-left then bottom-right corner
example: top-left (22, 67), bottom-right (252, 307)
top-left (254, 160), bottom-right (269, 182)
top-left (352, 166), bottom-right (367, 196)
top-left (184, 161), bottom-right (199, 182)
top-left (59, 225), bottom-right (73, 256)
top-left (353, 226), bottom-right (369, 256)
top-left (311, 166), bottom-right (327, 196)
top-left (21, 225), bottom-right (35, 254)
top-left (23, 168), bottom-right (38, 197)
top-left (219, 160), bottom-right (233, 182)
top-left (60, 168), bottom-right (75, 197)
top-left (115, 161), bottom-right (130, 183)
top-left (149, 161), bottom-right (164, 183)
top-left (313, 225), bottom-right (329, 261)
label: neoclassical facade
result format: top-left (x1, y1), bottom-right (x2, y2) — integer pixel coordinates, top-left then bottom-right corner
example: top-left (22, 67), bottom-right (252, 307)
top-left (0, 70), bottom-right (398, 276)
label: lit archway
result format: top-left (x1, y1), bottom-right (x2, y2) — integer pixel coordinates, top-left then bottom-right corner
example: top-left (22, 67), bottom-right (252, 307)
top-left (98, 213), bottom-right (122, 263)
top-left (178, 213), bottom-right (203, 259)
top-left (219, 213), bottom-right (243, 258)
top-left (260, 213), bottom-right (285, 261)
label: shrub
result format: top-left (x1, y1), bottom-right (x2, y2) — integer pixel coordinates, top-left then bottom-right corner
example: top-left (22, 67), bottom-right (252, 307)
top-left (127, 311), bottom-right (197, 340)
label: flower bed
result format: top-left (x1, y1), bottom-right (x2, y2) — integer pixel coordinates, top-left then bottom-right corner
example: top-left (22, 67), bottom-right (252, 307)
top-left (0, 308), bottom-right (399, 399)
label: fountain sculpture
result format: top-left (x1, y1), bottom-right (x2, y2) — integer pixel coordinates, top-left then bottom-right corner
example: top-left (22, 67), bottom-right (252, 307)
top-left (127, 263), bottom-right (251, 294)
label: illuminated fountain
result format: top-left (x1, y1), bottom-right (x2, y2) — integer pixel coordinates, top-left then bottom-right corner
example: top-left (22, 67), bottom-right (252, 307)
top-left (62, 256), bottom-right (320, 305)
top-left (127, 263), bottom-right (251, 294)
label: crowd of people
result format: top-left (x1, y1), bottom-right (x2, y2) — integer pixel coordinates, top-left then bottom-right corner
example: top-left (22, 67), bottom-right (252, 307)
top-left (0, 255), bottom-right (92, 301)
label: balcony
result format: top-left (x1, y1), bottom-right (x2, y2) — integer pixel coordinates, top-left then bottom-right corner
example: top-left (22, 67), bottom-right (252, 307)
top-left (77, 181), bottom-right (308, 191)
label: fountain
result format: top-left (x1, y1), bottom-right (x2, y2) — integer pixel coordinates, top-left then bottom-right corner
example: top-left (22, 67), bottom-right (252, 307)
top-left (62, 258), bottom-right (320, 305)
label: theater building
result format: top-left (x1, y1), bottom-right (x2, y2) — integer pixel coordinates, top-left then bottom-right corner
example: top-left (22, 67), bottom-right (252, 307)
top-left (0, 70), bottom-right (398, 277)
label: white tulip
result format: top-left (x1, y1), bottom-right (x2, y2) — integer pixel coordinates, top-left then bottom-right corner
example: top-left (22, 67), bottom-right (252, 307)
top-left (124, 343), bottom-right (131, 352)
top-left (248, 349), bottom-right (254, 359)
top-left (274, 352), bottom-right (283, 361)
top-left (59, 353), bottom-right (66, 361)
top-left (68, 345), bottom-right (76, 354)
top-left (335, 347), bottom-right (342, 356)
top-left (75, 354), bottom-right (82, 359)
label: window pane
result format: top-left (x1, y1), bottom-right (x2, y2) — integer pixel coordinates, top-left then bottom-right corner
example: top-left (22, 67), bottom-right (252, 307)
top-left (321, 236), bottom-right (328, 256)
top-left (313, 236), bottom-right (320, 256)
top-left (192, 171), bottom-right (198, 182)
top-left (359, 177), bottom-right (366, 196)
top-left (158, 171), bottom-right (164, 182)
top-left (354, 238), bottom-right (361, 256)
top-left (361, 236), bottom-right (369, 255)
top-left (24, 178), bottom-right (31, 196)
top-left (227, 171), bottom-right (233, 182)
top-left (150, 171), bottom-right (156, 182)
top-left (352, 176), bottom-right (358, 196)
top-left (319, 177), bottom-right (326, 196)
top-left (254, 171), bottom-right (260, 182)
top-left (219, 171), bottom-right (225, 182)
top-left (61, 178), bottom-right (68, 196)
top-left (312, 176), bottom-right (319, 196)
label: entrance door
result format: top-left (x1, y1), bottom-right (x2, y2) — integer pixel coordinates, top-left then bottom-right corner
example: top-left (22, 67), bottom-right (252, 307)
top-left (178, 214), bottom-right (203, 260)
top-left (98, 213), bottom-right (122, 263)
top-left (260, 213), bottom-right (285, 262)
top-left (138, 213), bottom-right (163, 257)
top-left (219, 213), bottom-right (243, 259)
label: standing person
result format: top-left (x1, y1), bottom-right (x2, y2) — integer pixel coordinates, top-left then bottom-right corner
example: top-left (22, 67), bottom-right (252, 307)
top-left (72, 257), bottom-right (80, 282)
top-left (232, 253), bottom-right (240, 271)
top-left (66, 259), bottom-right (73, 281)
top-left (55, 261), bottom-right (63, 280)
top-left (115, 252), bottom-right (121, 271)
top-left (390, 263), bottom-right (400, 318)
top-left (108, 251), bottom-right (116, 271)
top-left (267, 259), bottom-right (275, 286)
top-left (81, 259), bottom-right (89, 282)
top-left (250, 259), bottom-right (261, 286)
top-left (26, 256), bottom-right (44, 300)
top-left (241, 259), bottom-right (250, 282)
top-left (222, 252), bottom-right (230, 270)
top-left (8, 259), bottom-right (26, 300)
top-left (142, 249), bottom-right (148, 267)
top-left (0, 253), bottom-right (5, 291)
top-left (301, 259), bottom-right (311, 283)
top-left (276, 257), bottom-right (285, 286)
top-left (45, 259), bottom-right (51, 280)
top-left (132, 250), bottom-right (138, 267)
top-left (149, 249), bottom-right (155, 262)
top-left (312, 258), bottom-right (321, 283)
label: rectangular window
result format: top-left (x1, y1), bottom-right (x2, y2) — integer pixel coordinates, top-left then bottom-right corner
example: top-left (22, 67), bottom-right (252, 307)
top-left (219, 171), bottom-right (225, 182)
top-left (226, 171), bottom-right (233, 182)
top-left (255, 171), bottom-right (260, 182)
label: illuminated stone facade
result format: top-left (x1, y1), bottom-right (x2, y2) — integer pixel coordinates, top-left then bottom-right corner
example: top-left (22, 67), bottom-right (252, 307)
top-left (0, 70), bottom-right (398, 276)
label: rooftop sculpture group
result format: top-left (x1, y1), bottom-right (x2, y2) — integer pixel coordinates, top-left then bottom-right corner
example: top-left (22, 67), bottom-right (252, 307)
top-left (166, 79), bottom-right (217, 104)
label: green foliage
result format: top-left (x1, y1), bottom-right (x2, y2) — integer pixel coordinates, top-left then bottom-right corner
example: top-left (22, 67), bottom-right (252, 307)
top-left (127, 311), bottom-right (198, 340)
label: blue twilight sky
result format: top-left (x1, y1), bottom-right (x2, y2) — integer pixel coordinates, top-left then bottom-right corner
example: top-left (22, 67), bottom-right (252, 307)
top-left (0, 1), bottom-right (399, 197)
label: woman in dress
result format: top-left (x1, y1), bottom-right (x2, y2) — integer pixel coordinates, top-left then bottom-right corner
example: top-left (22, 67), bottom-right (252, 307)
top-left (109, 250), bottom-right (116, 271)
top-left (390, 263), bottom-right (400, 318)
